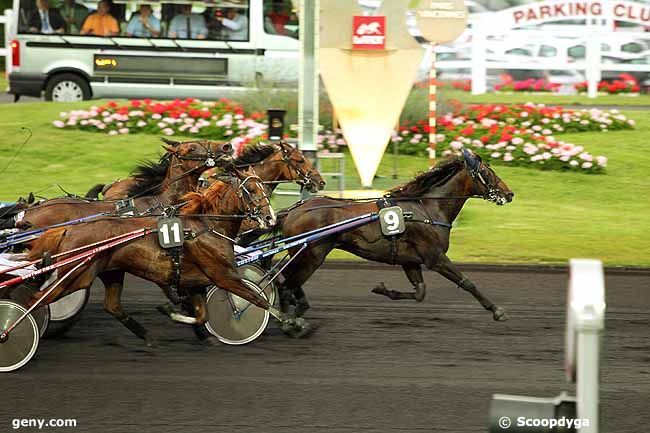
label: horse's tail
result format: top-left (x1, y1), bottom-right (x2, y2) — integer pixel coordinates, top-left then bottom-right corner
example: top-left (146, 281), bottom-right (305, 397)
top-left (26, 228), bottom-right (67, 260)
top-left (85, 184), bottom-right (105, 199)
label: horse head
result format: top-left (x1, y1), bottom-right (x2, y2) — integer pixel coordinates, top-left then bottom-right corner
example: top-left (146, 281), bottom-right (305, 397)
top-left (462, 148), bottom-right (514, 205)
top-left (162, 139), bottom-right (232, 173)
top-left (275, 140), bottom-right (326, 193)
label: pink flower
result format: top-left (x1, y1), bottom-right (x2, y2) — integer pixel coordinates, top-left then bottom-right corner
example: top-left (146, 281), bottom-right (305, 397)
top-left (596, 156), bottom-right (608, 167)
top-left (162, 128), bottom-right (174, 136)
top-left (503, 153), bottom-right (514, 162)
top-left (52, 120), bottom-right (65, 128)
top-left (119, 128), bottom-right (129, 134)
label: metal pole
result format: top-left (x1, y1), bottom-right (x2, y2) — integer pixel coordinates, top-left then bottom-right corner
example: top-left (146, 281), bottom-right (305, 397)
top-left (299, 0), bottom-right (319, 199)
top-left (428, 42), bottom-right (437, 167)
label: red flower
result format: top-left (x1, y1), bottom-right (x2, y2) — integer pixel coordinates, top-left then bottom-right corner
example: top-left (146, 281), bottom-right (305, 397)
top-left (107, 101), bottom-right (118, 108)
top-left (130, 100), bottom-right (142, 108)
top-left (460, 126), bottom-right (475, 135)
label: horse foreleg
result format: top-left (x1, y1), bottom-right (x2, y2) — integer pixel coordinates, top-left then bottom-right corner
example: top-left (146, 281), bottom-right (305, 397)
top-left (371, 264), bottom-right (426, 302)
top-left (431, 254), bottom-right (508, 321)
top-left (100, 271), bottom-right (156, 347)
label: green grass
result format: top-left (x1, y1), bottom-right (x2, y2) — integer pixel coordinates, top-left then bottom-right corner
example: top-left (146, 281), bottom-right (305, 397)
top-left (0, 101), bottom-right (648, 266)
top-left (443, 89), bottom-right (650, 107)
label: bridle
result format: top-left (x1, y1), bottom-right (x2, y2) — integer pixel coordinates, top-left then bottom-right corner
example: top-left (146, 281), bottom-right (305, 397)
top-left (277, 142), bottom-right (320, 190)
top-left (465, 160), bottom-right (505, 205)
top-left (173, 141), bottom-right (228, 169)
top-left (230, 175), bottom-right (275, 225)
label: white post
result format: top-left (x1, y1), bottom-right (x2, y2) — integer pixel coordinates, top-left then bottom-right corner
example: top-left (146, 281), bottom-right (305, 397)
top-left (471, 20), bottom-right (487, 95)
top-left (585, 21), bottom-right (601, 99)
top-left (3, 9), bottom-right (13, 76)
top-left (568, 259), bottom-right (605, 433)
top-left (298, 0), bottom-right (319, 153)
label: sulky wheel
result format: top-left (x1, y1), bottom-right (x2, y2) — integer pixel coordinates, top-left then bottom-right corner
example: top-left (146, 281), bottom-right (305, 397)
top-left (238, 264), bottom-right (277, 306)
top-left (44, 289), bottom-right (90, 339)
top-left (204, 279), bottom-right (270, 345)
top-left (5, 283), bottom-right (49, 337)
top-left (0, 300), bottom-right (40, 372)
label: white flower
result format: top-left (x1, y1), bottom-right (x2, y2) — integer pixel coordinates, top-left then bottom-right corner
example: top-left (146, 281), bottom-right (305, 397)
top-left (491, 152), bottom-right (501, 158)
top-left (108, 130), bottom-right (118, 136)
top-left (450, 141), bottom-right (463, 150)
top-left (596, 156), bottom-right (608, 167)
top-left (503, 153), bottom-right (514, 162)
top-left (582, 162), bottom-right (593, 169)
top-left (570, 160), bottom-right (579, 167)
top-left (52, 120), bottom-right (65, 128)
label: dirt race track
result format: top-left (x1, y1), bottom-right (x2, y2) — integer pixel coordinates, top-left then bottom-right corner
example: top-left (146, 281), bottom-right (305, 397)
top-left (2, 263), bottom-right (649, 433)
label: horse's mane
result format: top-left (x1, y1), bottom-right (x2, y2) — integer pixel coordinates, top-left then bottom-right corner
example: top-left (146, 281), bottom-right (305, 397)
top-left (181, 181), bottom-right (231, 215)
top-left (387, 158), bottom-right (464, 198)
top-left (126, 156), bottom-right (171, 197)
top-left (234, 143), bottom-right (276, 166)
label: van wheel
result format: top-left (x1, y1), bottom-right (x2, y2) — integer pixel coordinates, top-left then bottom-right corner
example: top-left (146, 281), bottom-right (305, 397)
top-left (45, 73), bottom-right (91, 102)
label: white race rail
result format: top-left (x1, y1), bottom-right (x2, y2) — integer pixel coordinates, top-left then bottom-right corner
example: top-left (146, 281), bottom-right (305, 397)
top-left (565, 259), bottom-right (605, 433)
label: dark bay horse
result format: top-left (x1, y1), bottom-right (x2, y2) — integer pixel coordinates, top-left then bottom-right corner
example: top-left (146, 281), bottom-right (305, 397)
top-left (23, 174), bottom-right (307, 346)
top-left (273, 149), bottom-right (514, 322)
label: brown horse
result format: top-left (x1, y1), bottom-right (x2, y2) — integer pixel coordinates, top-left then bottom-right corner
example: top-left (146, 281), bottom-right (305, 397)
top-left (14, 139), bottom-right (232, 231)
top-left (24, 173), bottom-right (307, 347)
top-left (272, 149), bottom-right (514, 323)
top-left (86, 138), bottom-right (231, 200)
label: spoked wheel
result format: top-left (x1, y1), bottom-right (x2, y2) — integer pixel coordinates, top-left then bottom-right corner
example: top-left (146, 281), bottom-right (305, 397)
top-left (239, 264), bottom-right (277, 306)
top-left (45, 289), bottom-right (89, 339)
top-left (7, 283), bottom-right (50, 337)
top-left (204, 279), bottom-right (270, 345)
top-left (0, 300), bottom-right (40, 372)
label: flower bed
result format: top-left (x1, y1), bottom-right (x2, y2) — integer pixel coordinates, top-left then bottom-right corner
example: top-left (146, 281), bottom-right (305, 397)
top-left (53, 98), bottom-right (268, 155)
top-left (55, 99), bottom-right (631, 173)
top-left (389, 104), bottom-right (633, 172)
top-left (495, 78), bottom-right (560, 93)
top-left (574, 74), bottom-right (640, 95)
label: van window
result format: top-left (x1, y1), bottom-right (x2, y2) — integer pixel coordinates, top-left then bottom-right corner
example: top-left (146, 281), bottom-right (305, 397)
top-left (263, 0), bottom-right (298, 39)
top-left (18, 0), bottom-right (251, 41)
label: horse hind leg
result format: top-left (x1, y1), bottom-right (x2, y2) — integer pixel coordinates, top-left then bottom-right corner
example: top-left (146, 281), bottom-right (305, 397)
top-left (372, 264), bottom-right (426, 302)
top-left (431, 254), bottom-right (508, 322)
top-left (101, 272), bottom-right (157, 347)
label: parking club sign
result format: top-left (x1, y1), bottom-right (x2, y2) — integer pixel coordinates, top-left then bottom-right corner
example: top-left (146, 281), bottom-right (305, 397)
top-left (352, 16), bottom-right (386, 50)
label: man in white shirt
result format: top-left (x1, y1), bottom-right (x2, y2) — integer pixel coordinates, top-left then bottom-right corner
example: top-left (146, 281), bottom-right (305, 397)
top-left (217, 8), bottom-right (248, 41)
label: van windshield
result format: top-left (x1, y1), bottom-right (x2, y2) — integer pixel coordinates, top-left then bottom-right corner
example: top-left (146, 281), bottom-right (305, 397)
top-left (17, 0), bottom-right (252, 41)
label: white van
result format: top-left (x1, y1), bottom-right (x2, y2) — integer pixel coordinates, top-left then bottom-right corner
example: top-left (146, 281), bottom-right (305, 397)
top-left (7, 0), bottom-right (300, 101)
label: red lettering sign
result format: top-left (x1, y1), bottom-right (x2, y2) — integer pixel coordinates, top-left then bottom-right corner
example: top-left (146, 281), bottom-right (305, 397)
top-left (352, 16), bottom-right (386, 50)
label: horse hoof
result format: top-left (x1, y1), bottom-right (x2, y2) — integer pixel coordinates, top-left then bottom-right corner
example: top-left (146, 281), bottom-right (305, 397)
top-left (145, 336), bottom-right (158, 348)
top-left (371, 282), bottom-right (387, 295)
top-left (281, 318), bottom-right (316, 338)
top-left (493, 307), bottom-right (509, 322)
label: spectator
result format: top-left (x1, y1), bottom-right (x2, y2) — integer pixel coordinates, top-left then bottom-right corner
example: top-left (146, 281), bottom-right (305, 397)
top-left (217, 7), bottom-right (248, 41)
top-left (60, 0), bottom-right (88, 34)
top-left (126, 4), bottom-right (160, 37)
top-left (168, 4), bottom-right (207, 39)
top-left (28, 0), bottom-right (65, 34)
top-left (81, 0), bottom-right (119, 36)
top-left (267, 2), bottom-right (289, 35)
